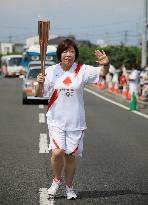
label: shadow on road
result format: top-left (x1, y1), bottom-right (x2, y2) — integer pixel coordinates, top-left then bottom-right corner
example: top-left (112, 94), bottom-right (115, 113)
top-left (78, 190), bottom-right (148, 199)
top-left (22, 99), bottom-right (48, 105)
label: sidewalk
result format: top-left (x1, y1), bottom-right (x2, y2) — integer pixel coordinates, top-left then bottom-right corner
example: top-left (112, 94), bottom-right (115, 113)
top-left (88, 84), bottom-right (148, 116)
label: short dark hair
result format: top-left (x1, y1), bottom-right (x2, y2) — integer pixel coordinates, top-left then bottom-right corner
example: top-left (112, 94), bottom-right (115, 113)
top-left (56, 39), bottom-right (79, 62)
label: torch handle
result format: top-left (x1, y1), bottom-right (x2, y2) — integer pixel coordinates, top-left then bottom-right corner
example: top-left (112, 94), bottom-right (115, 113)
top-left (38, 20), bottom-right (50, 97)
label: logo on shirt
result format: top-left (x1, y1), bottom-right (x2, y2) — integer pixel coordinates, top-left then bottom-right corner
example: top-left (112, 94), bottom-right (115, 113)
top-left (59, 88), bottom-right (74, 97)
top-left (63, 77), bottom-right (72, 86)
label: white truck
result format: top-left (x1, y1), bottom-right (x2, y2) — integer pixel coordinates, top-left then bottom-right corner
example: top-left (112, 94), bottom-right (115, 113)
top-left (21, 45), bottom-right (57, 70)
top-left (1, 55), bottom-right (25, 77)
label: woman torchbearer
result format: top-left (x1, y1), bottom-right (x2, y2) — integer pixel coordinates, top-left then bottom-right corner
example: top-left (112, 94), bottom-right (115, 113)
top-left (36, 38), bottom-right (109, 200)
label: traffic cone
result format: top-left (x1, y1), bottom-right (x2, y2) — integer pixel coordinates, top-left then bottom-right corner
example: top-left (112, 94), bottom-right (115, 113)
top-left (108, 82), bottom-right (113, 93)
top-left (99, 81), bottom-right (106, 89)
top-left (127, 92), bottom-right (131, 100)
top-left (121, 85), bottom-right (128, 98)
top-left (130, 92), bottom-right (137, 111)
top-left (113, 83), bottom-right (120, 94)
top-left (95, 82), bottom-right (101, 89)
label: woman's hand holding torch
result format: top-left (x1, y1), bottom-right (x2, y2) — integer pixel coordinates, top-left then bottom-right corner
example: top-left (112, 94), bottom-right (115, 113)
top-left (35, 73), bottom-right (45, 97)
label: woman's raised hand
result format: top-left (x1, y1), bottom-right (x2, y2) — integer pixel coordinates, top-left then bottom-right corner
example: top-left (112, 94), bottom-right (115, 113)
top-left (95, 50), bottom-right (109, 66)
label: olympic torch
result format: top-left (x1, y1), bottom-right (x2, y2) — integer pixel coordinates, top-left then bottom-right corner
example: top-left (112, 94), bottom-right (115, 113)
top-left (38, 19), bottom-right (50, 96)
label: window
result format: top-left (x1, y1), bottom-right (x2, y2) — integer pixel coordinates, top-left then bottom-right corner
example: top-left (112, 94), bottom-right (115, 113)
top-left (27, 69), bottom-right (40, 79)
top-left (8, 57), bottom-right (22, 66)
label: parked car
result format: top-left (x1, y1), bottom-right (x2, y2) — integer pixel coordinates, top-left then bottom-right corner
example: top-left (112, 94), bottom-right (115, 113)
top-left (22, 63), bottom-right (54, 104)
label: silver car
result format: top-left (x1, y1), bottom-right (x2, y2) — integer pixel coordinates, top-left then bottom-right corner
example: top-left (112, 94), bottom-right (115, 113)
top-left (22, 63), bottom-right (55, 104)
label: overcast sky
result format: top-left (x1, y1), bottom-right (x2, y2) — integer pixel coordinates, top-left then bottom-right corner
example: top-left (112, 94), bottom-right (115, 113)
top-left (0, 0), bottom-right (144, 45)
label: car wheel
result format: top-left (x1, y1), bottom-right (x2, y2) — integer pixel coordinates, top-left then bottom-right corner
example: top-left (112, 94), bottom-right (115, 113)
top-left (22, 98), bottom-right (28, 104)
top-left (22, 93), bottom-right (28, 104)
top-left (1, 72), bottom-right (6, 78)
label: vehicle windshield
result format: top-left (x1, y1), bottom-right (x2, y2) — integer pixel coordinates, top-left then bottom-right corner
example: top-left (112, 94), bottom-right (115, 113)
top-left (8, 57), bottom-right (22, 66)
top-left (29, 64), bottom-right (50, 67)
top-left (27, 69), bottom-right (40, 80)
top-left (29, 61), bottom-right (55, 68)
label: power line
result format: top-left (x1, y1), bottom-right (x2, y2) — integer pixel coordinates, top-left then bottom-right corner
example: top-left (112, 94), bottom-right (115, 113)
top-left (0, 19), bottom-right (141, 31)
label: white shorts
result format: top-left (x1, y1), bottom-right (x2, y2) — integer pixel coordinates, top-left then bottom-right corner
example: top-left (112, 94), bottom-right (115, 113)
top-left (48, 126), bottom-right (84, 157)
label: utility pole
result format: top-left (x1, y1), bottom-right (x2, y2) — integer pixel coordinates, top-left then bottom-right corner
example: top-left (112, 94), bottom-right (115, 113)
top-left (124, 30), bottom-right (128, 45)
top-left (8, 34), bottom-right (12, 43)
top-left (141, 0), bottom-right (148, 68)
top-left (105, 32), bottom-right (109, 45)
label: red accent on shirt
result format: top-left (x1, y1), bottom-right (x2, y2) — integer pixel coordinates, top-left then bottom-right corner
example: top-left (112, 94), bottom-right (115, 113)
top-left (74, 64), bottom-right (83, 76)
top-left (47, 89), bottom-right (58, 110)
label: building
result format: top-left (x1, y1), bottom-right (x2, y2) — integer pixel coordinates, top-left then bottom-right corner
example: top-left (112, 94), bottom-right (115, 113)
top-left (13, 43), bottom-right (25, 53)
top-left (0, 34), bottom-right (93, 55)
top-left (25, 34), bottom-right (58, 48)
top-left (48, 36), bottom-right (92, 47)
top-left (0, 42), bottom-right (13, 55)
top-left (25, 36), bottom-right (39, 48)
top-left (0, 42), bottom-right (24, 55)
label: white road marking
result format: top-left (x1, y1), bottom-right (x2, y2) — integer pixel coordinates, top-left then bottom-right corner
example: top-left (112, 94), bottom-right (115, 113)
top-left (85, 88), bottom-right (148, 119)
top-left (39, 188), bottom-right (55, 205)
top-left (39, 104), bottom-right (44, 109)
top-left (132, 110), bottom-right (148, 119)
top-left (39, 133), bottom-right (49, 153)
top-left (39, 113), bottom-right (46, 123)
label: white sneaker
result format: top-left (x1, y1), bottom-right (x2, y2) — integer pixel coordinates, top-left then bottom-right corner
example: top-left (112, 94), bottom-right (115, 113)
top-left (48, 180), bottom-right (61, 196)
top-left (66, 186), bottom-right (77, 200)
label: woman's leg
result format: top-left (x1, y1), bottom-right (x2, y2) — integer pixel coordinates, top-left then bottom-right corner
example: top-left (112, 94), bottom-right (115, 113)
top-left (64, 154), bottom-right (76, 187)
top-left (51, 148), bottom-right (65, 180)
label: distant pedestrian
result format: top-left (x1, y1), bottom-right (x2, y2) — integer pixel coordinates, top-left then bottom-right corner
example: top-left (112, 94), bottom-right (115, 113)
top-left (127, 64), bottom-right (140, 98)
top-left (118, 65), bottom-right (127, 87)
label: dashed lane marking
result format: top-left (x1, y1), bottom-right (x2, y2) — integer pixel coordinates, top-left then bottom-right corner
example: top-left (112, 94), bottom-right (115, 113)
top-left (39, 133), bottom-right (49, 153)
top-left (39, 104), bottom-right (44, 109)
top-left (85, 88), bottom-right (148, 119)
top-left (39, 188), bottom-right (55, 205)
top-left (39, 113), bottom-right (46, 123)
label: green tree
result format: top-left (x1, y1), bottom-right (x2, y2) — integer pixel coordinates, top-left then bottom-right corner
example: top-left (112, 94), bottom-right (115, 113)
top-left (103, 45), bottom-right (141, 69)
top-left (78, 44), bottom-right (141, 69)
top-left (78, 46), bottom-right (97, 66)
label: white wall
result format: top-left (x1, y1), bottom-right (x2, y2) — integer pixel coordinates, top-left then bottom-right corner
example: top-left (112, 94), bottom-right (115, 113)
top-left (25, 34), bottom-right (58, 48)
top-left (0, 43), bottom-right (13, 54)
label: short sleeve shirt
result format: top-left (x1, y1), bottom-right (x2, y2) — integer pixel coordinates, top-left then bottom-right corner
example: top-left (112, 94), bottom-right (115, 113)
top-left (44, 63), bottom-right (101, 131)
top-left (129, 70), bottom-right (139, 85)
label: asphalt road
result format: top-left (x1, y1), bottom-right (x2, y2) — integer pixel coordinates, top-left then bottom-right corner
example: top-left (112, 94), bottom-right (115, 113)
top-left (0, 78), bottom-right (148, 205)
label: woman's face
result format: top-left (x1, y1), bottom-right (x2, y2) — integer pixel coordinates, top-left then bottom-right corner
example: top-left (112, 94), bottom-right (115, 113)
top-left (61, 46), bottom-right (76, 68)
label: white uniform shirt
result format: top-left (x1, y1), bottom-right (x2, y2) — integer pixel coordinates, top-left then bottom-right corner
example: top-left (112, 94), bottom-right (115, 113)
top-left (129, 69), bottom-right (139, 95)
top-left (44, 63), bottom-right (101, 131)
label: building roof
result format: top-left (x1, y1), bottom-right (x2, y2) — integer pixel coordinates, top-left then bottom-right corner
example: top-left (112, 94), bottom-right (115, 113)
top-left (48, 36), bottom-right (92, 47)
